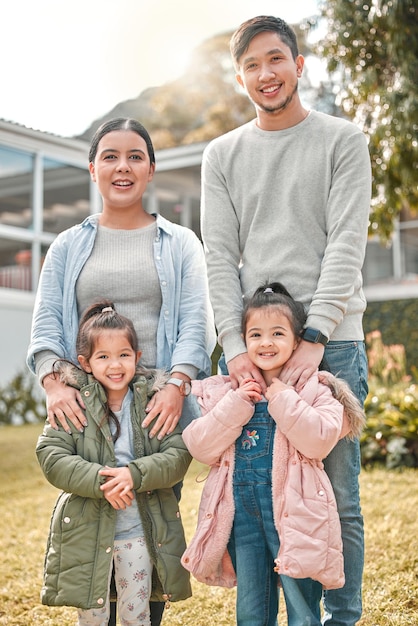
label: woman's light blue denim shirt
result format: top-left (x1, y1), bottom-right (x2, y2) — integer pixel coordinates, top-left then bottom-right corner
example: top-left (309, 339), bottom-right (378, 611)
top-left (27, 213), bottom-right (216, 381)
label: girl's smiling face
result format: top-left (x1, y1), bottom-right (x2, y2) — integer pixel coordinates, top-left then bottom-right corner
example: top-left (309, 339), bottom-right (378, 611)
top-left (244, 306), bottom-right (298, 384)
top-left (78, 329), bottom-right (140, 406)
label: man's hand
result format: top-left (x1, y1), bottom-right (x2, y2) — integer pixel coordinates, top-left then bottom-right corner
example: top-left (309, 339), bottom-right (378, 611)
top-left (43, 374), bottom-right (87, 433)
top-left (99, 466), bottom-right (135, 510)
top-left (226, 353), bottom-right (266, 393)
top-left (142, 385), bottom-right (184, 439)
top-left (279, 341), bottom-right (325, 388)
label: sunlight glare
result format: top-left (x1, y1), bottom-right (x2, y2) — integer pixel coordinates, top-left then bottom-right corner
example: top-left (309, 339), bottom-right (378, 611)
top-left (150, 30), bottom-right (196, 85)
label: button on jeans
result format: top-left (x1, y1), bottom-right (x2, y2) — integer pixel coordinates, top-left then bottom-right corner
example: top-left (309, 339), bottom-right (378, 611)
top-left (228, 402), bottom-right (322, 626)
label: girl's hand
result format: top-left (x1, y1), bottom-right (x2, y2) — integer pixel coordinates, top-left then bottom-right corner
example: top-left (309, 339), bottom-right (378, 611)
top-left (99, 466), bottom-right (135, 510)
top-left (43, 374), bottom-right (87, 433)
top-left (236, 377), bottom-right (263, 404)
top-left (142, 385), bottom-right (184, 440)
top-left (265, 377), bottom-right (291, 401)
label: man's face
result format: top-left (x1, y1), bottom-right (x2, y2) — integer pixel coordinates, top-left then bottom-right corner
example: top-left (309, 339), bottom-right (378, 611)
top-left (236, 30), bottom-right (304, 119)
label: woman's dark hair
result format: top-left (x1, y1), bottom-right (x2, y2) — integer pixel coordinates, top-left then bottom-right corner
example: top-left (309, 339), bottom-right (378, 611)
top-left (242, 282), bottom-right (307, 338)
top-left (77, 300), bottom-right (139, 441)
top-left (230, 15), bottom-right (299, 67)
top-left (88, 117), bottom-right (155, 165)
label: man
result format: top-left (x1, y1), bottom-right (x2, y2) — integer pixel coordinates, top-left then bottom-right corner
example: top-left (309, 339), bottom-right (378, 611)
top-left (200, 15), bottom-right (371, 626)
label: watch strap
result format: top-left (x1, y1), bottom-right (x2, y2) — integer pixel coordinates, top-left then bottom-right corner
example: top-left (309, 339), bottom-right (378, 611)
top-left (302, 327), bottom-right (328, 346)
top-left (166, 377), bottom-right (191, 396)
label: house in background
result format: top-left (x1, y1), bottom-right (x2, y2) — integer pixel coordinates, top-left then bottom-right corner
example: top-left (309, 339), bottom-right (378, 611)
top-left (1, 119), bottom-right (417, 387)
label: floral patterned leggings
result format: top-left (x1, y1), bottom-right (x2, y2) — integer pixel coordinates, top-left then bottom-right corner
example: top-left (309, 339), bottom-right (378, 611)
top-left (78, 536), bottom-right (153, 626)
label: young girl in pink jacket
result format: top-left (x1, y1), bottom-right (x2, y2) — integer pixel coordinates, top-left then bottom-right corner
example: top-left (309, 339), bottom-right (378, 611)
top-left (181, 283), bottom-right (365, 626)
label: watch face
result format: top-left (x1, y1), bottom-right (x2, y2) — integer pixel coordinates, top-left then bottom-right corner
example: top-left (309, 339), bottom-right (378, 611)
top-left (168, 378), bottom-right (191, 396)
top-left (182, 382), bottom-right (191, 396)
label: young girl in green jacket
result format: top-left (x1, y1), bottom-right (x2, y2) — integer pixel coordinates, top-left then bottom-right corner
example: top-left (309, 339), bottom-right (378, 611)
top-left (36, 302), bottom-right (192, 626)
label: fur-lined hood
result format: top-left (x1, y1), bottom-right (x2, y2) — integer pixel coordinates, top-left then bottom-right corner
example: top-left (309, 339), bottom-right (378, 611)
top-left (56, 361), bottom-right (170, 397)
top-left (315, 371), bottom-right (365, 440)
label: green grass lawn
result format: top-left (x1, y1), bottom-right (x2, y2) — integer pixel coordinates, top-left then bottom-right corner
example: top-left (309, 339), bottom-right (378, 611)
top-left (0, 423), bottom-right (417, 625)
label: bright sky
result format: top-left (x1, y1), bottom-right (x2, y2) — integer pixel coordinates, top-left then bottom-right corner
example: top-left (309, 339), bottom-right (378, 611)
top-left (0, 0), bottom-right (319, 137)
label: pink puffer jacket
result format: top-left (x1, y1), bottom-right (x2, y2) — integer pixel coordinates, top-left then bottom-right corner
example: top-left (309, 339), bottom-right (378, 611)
top-left (181, 373), bottom-right (365, 590)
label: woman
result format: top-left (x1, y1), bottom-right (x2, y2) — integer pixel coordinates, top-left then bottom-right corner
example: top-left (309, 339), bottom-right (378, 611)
top-left (27, 117), bottom-right (216, 625)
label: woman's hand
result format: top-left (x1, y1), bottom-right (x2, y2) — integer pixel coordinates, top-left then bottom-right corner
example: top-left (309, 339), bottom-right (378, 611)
top-left (142, 385), bottom-right (184, 439)
top-left (43, 374), bottom-right (87, 433)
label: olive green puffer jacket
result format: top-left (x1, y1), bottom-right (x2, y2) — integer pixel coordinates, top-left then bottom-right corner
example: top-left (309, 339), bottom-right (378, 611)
top-left (36, 366), bottom-right (192, 609)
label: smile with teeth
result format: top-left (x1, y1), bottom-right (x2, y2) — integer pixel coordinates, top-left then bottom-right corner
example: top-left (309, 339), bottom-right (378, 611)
top-left (261, 85), bottom-right (281, 94)
top-left (113, 181), bottom-right (132, 187)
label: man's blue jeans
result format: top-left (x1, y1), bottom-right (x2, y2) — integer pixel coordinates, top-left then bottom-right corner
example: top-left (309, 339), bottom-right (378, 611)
top-left (228, 402), bottom-right (322, 626)
top-left (320, 340), bottom-right (368, 625)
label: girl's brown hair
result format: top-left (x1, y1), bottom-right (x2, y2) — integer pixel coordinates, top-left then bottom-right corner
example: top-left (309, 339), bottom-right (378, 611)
top-left (77, 300), bottom-right (139, 440)
top-left (242, 282), bottom-right (307, 338)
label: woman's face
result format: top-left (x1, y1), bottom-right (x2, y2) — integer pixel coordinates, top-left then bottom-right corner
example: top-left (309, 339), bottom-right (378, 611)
top-left (89, 130), bottom-right (155, 211)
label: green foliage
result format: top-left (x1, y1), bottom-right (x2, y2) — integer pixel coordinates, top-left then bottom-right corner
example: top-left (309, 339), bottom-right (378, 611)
top-left (79, 25), bottom-right (337, 150)
top-left (312, 0), bottom-right (418, 240)
top-left (362, 331), bottom-right (418, 468)
top-left (363, 297), bottom-right (418, 374)
top-left (0, 370), bottom-right (45, 425)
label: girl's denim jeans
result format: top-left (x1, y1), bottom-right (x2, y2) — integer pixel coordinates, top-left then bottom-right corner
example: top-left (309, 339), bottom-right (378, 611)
top-left (228, 402), bottom-right (322, 626)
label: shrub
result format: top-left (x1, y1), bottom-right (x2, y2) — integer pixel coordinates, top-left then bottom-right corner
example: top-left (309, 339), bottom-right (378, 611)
top-left (361, 331), bottom-right (418, 468)
top-left (0, 370), bottom-right (45, 425)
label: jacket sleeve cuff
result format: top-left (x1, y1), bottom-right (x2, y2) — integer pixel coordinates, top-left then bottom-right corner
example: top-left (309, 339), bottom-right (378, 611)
top-left (127, 462), bottom-right (143, 490)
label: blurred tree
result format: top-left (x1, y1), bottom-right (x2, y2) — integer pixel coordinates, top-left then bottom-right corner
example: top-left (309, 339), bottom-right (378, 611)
top-left (311, 0), bottom-right (418, 240)
top-left (148, 33), bottom-right (255, 147)
top-left (80, 24), bottom-right (337, 150)
top-left (148, 25), bottom-right (338, 146)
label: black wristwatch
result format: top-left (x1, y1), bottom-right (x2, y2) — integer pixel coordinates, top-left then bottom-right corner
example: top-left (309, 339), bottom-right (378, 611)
top-left (167, 377), bottom-right (191, 397)
top-left (302, 327), bottom-right (328, 346)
